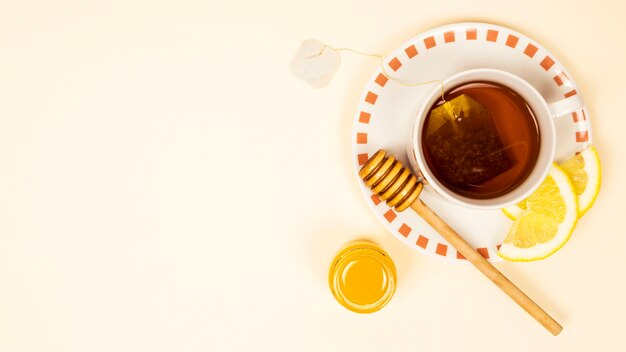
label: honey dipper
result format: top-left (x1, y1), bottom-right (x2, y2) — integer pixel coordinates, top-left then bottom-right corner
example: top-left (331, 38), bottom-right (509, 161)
top-left (359, 150), bottom-right (563, 336)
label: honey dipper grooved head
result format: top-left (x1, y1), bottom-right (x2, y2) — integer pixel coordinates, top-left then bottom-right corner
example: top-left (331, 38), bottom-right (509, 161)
top-left (359, 150), bottom-right (423, 212)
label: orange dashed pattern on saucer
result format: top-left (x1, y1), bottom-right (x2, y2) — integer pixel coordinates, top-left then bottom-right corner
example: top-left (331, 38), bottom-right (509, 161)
top-left (365, 91), bottom-right (378, 104)
top-left (506, 34), bottom-right (519, 48)
top-left (436, 243), bottom-right (448, 256)
top-left (424, 36), bottom-right (436, 49)
top-left (572, 111), bottom-right (586, 123)
top-left (375, 73), bottom-right (388, 87)
top-left (444, 31), bottom-right (455, 43)
top-left (416, 235), bottom-right (429, 249)
top-left (359, 111), bottom-right (371, 124)
top-left (384, 209), bottom-right (397, 222)
top-left (399, 224), bottom-right (412, 237)
top-left (356, 133), bottom-right (367, 144)
top-left (357, 153), bottom-right (369, 166)
top-left (388, 58), bottom-right (402, 72)
top-left (466, 28), bottom-right (477, 40)
top-left (405, 45), bottom-right (418, 58)
top-left (540, 56), bottom-right (555, 71)
top-left (524, 43), bottom-right (538, 57)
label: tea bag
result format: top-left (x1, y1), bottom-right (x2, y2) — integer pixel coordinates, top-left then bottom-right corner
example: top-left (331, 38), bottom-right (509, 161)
top-left (290, 39), bottom-right (341, 88)
top-left (425, 95), bottom-right (513, 186)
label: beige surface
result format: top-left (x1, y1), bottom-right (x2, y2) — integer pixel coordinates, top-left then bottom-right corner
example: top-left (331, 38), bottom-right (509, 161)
top-left (0, 0), bottom-right (624, 351)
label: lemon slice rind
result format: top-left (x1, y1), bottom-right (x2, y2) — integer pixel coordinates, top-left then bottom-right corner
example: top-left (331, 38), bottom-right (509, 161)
top-left (575, 146), bottom-right (601, 217)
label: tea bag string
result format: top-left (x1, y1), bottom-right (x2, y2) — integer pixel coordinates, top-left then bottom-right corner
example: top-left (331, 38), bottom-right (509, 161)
top-left (310, 45), bottom-right (448, 103)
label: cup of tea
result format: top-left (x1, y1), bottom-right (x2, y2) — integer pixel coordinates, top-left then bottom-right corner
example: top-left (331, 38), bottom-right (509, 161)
top-left (407, 68), bottom-right (583, 210)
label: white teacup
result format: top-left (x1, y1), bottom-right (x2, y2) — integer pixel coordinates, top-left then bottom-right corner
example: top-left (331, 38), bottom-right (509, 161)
top-left (408, 68), bottom-right (582, 210)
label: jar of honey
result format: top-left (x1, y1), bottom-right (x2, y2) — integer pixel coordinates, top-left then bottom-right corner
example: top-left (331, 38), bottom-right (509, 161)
top-left (328, 241), bottom-right (397, 313)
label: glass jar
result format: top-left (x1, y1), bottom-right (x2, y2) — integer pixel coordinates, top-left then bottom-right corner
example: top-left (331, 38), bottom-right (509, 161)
top-left (328, 241), bottom-right (397, 313)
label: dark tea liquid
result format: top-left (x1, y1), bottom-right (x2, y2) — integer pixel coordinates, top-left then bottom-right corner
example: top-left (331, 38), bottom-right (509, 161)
top-left (422, 81), bottom-right (540, 199)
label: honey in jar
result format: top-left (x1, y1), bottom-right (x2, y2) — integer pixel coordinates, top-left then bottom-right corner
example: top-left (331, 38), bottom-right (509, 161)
top-left (328, 241), bottom-right (396, 313)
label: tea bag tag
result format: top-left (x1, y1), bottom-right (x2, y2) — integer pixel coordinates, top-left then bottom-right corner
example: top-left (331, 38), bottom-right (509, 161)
top-left (290, 39), bottom-right (341, 89)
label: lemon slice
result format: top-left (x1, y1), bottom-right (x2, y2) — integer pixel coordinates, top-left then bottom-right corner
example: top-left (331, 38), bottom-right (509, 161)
top-left (498, 165), bottom-right (578, 261)
top-left (559, 146), bottom-right (601, 216)
top-left (503, 146), bottom-right (601, 219)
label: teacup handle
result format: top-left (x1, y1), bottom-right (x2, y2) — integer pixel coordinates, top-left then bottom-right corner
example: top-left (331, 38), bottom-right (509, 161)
top-left (547, 95), bottom-right (584, 117)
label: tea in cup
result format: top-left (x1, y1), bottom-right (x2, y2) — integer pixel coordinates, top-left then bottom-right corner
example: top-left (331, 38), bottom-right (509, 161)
top-left (408, 69), bottom-right (582, 209)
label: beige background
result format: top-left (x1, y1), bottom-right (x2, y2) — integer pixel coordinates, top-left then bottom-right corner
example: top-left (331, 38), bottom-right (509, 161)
top-left (0, 0), bottom-right (624, 351)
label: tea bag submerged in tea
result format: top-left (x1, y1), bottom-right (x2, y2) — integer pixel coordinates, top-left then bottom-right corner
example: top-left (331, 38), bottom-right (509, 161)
top-left (425, 94), bottom-right (513, 187)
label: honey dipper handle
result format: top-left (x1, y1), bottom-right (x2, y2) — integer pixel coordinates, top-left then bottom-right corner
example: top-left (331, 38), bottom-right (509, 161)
top-left (410, 198), bottom-right (563, 336)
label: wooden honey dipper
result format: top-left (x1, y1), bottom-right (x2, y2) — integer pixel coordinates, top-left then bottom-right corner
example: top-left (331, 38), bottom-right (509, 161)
top-left (360, 149), bottom-right (563, 335)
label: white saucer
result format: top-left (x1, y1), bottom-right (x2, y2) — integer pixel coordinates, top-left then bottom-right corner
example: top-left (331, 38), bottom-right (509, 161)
top-left (351, 22), bottom-right (592, 262)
